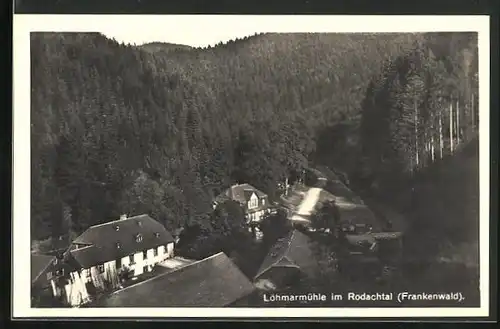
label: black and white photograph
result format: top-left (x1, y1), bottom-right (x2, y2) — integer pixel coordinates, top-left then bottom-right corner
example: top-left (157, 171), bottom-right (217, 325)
top-left (13, 15), bottom-right (491, 318)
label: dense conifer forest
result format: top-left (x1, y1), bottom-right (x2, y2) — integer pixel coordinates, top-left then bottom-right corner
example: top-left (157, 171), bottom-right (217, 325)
top-left (30, 32), bottom-right (479, 267)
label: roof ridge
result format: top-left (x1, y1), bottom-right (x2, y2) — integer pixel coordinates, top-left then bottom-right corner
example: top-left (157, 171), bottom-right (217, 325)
top-left (32, 254), bottom-right (56, 283)
top-left (69, 244), bottom-right (95, 253)
top-left (87, 214), bottom-right (150, 229)
top-left (110, 252), bottom-right (226, 296)
top-left (283, 230), bottom-right (296, 256)
top-left (254, 230), bottom-right (296, 279)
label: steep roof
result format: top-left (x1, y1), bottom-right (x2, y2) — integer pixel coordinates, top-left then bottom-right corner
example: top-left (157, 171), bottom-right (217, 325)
top-left (254, 230), bottom-right (316, 279)
top-left (97, 252), bottom-right (255, 307)
top-left (31, 254), bottom-right (56, 284)
top-left (214, 183), bottom-right (267, 205)
top-left (69, 214), bottom-right (174, 268)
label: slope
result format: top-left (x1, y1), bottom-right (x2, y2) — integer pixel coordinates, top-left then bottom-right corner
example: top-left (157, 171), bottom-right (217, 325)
top-left (30, 32), bottom-right (461, 250)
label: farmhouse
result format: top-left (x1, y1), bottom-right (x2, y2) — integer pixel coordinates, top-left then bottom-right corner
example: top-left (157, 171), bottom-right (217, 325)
top-left (213, 183), bottom-right (276, 223)
top-left (51, 214), bottom-right (175, 306)
top-left (96, 252), bottom-right (256, 307)
top-left (254, 230), bottom-right (318, 289)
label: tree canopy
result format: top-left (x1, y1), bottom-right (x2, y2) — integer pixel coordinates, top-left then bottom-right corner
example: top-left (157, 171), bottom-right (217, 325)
top-left (31, 32), bottom-right (477, 251)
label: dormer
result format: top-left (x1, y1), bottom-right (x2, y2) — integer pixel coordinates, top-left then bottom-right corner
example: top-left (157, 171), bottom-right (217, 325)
top-left (73, 243), bottom-right (91, 250)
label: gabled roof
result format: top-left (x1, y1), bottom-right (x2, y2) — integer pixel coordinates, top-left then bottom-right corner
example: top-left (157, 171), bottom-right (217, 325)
top-left (97, 252), bottom-right (255, 307)
top-left (31, 254), bottom-right (56, 284)
top-left (69, 214), bottom-right (174, 268)
top-left (214, 183), bottom-right (267, 205)
top-left (254, 230), bottom-right (316, 279)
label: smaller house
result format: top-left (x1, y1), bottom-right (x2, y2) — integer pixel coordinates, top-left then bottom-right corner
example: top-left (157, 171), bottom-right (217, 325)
top-left (31, 253), bottom-right (62, 306)
top-left (97, 252), bottom-right (256, 307)
top-left (342, 232), bottom-right (403, 257)
top-left (213, 183), bottom-right (275, 223)
top-left (337, 203), bottom-right (381, 232)
top-left (338, 231), bottom-right (404, 277)
top-left (254, 230), bottom-right (317, 289)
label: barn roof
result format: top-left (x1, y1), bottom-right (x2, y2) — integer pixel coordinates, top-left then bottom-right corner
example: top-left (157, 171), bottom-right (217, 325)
top-left (69, 214), bottom-right (174, 268)
top-left (254, 230), bottom-right (316, 279)
top-left (214, 183), bottom-right (267, 205)
top-left (31, 253), bottom-right (56, 284)
top-left (97, 252), bottom-right (255, 307)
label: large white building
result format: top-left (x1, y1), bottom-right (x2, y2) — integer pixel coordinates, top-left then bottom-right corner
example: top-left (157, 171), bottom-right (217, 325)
top-left (42, 214), bottom-right (175, 307)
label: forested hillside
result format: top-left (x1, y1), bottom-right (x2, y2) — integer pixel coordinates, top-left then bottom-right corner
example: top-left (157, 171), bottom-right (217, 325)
top-left (358, 32), bottom-right (478, 193)
top-left (30, 32), bottom-right (478, 253)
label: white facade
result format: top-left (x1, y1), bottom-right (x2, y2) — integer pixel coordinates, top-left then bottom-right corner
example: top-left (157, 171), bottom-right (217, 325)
top-left (248, 193), bottom-right (259, 209)
top-left (117, 243), bottom-right (175, 276)
top-left (247, 209), bottom-right (269, 222)
top-left (166, 242), bottom-right (174, 257)
top-left (59, 242), bottom-right (175, 307)
top-left (133, 251), bottom-right (144, 276)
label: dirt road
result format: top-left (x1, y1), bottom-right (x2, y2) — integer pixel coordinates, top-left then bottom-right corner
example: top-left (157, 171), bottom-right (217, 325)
top-left (289, 178), bottom-right (327, 224)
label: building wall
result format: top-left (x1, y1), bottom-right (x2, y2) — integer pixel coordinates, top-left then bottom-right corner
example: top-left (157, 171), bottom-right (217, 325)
top-left (57, 243), bottom-right (176, 306)
top-left (117, 244), bottom-right (175, 276)
top-left (157, 245), bottom-right (166, 260)
top-left (104, 260), bottom-right (116, 280)
top-left (166, 242), bottom-right (174, 258)
top-left (247, 209), bottom-right (268, 222)
top-left (81, 268), bottom-right (91, 283)
top-left (146, 248), bottom-right (155, 266)
top-left (133, 251), bottom-right (144, 276)
top-left (121, 255), bottom-right (131, 268)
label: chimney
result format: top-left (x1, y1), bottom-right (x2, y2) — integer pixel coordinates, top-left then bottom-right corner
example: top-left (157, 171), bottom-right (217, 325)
top-left (120, 214), bottom-right (127, 220)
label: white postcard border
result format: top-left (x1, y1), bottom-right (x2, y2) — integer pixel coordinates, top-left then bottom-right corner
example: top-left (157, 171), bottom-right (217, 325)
top-left (12, 14), bottom-right (491, 318)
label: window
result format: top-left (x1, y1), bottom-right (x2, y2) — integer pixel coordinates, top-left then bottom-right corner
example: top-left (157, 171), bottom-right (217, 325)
top-left (55, 269), bottom-right (64, 276)
top-left (136, 234), bottom-right (143, 243)
top-left (46, 272), bottom-right (53, 280)
top-left (81, 268), bottom-right (90, 278)
top-left (129, 254), bottom-right (134, 264)
top-left (248, 198), bottom-right (258, 209)
top-left (98, 264), bottom-right (105, 273)
top-left (116, 258), bottom-right (121, 269)
top-left (262, 199), bottom-right (265, 205)
top-left (143, 250), bottom-right (147, 259)
top-left (153, 248), bottom-right (158, 257)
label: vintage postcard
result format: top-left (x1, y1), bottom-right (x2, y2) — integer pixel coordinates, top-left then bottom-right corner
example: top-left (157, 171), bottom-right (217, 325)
top-left (12, 14), bottom-right (491, 319)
